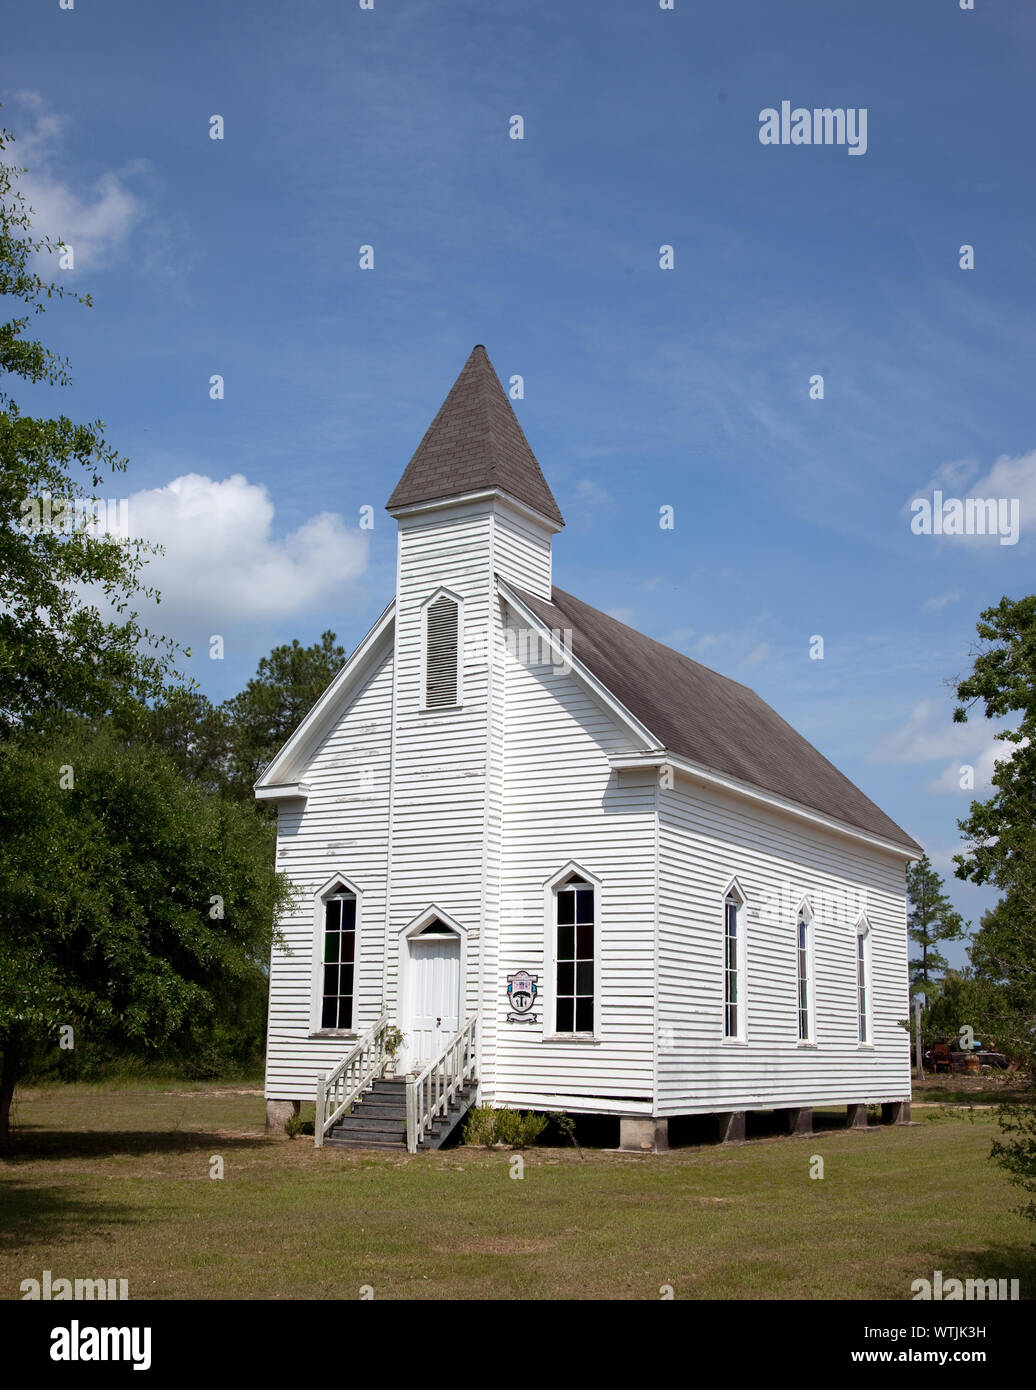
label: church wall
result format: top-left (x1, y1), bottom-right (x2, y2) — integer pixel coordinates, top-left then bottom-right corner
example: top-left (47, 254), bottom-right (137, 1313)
top-left (264, 644), bottom-right (394, 1101)
top-left (489, 614), bottom-right (658, 1113)
top-left (657, 774), bottom-right (912, 1114)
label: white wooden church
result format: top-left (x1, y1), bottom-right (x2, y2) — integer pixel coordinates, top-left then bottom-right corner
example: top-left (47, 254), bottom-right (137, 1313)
top-left (257, 345), bottom-right (920, 1152)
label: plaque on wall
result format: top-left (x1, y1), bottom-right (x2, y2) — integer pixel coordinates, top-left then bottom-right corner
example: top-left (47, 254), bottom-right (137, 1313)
top-left (506, 970), bottom-right (539, 1024)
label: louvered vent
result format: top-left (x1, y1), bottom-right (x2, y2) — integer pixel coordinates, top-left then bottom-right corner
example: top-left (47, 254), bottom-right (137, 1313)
top-left (425, 596), bottom-right (459, 707)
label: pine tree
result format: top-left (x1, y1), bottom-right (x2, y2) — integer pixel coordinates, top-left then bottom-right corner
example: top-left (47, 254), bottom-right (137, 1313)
top-left (906, 853), bottom-right (968, 1000)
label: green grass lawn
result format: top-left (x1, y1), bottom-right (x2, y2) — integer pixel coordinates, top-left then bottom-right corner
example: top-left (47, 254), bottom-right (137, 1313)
top-left (2, 1083), bottom-right (1033, 1300)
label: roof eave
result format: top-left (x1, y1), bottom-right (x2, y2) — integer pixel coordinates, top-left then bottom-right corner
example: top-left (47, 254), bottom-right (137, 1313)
top-left (498, 577), bottom-right (662, 753)
top-left (254, 598), bottom-right (396, 792)
top-left (610, 752), bottom-right (923, 860)
top-left (254, 782), bottom-right (311, 802)
top-left (388, 487), bottom-right (564, 533)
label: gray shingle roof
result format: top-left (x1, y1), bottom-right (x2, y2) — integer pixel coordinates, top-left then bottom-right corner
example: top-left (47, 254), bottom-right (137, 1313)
top-left (512, 583), bottom-right (921, 853)
top-left (386, 345), bottom-right (564, 526)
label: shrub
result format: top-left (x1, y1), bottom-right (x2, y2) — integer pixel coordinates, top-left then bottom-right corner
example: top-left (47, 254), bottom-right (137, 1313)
top-left (181, 1049), bottom-right (226, 1082)
top-left (463, 1106), bottom-right (549, 1148)
top-left (553, 1111), bottom-right (581, 1155)
top-left (463, 1104), bottom-right (498, 1148)
top-left (480, 1107), bottom-right (549, 1149)
top-left (991, 1104), bottom-right (1036, 1223)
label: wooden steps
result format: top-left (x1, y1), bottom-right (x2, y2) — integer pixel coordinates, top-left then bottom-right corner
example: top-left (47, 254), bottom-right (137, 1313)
top-left (323, 1077), bottom-right (478, 1152)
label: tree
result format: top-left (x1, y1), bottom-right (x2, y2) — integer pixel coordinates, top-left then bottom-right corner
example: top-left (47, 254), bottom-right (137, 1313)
top-left (0, 121), bottom-right (182, 734)
top-left (221, 631), bottom-right (345, 798)
top-left (0, 727), bottom-right (291, 1151)
top-left (906, 853), bottom-right (968, 1000)
top-left (143, 687), bottom-right (233, 796)
top-left (0, 117), bottom-right (295, 1134)
top-left (952, 594), bottom-right (1036, 1220)
top-left (921, 968), bottom-right (999, 1048)
top-left (968, 900), bottom-right (1036, 1067)
top-left (953, 595), bottom-right (1036, 936)
top-left (134, 633), bottom-right (346, 799)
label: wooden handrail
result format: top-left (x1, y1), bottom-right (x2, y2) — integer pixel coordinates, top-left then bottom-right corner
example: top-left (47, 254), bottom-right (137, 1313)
top-left (405, 1016), bottom-right (478, 1153)
top-left (314, 1012), bottom-right (390, 1148)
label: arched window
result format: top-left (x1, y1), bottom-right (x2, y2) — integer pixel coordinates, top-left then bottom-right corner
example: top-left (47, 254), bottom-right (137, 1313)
top-left (423, 591), bottom-right (460, 708)
top-left (553, 873), bottom-right (596, 1035)
top-left (320, 885), bottom-right (356, 1030)
top-left (796, 901), bottom-right (814, 1043)
top-left (856, 918), bottom-right (872, 1044)
top-left (723, 881), bottom-right (746, 1040)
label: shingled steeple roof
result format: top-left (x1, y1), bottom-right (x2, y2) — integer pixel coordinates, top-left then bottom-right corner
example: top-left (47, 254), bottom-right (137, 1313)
top-left (386, 345), bottom-right (564, 526)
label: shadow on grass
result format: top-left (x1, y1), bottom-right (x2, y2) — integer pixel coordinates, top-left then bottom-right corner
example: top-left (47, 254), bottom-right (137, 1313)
top-left (922, 1241), bottom-right (1036, 1296)
top-left (918, 1090), bottom-right (1034, 1107)
top-left (812, 1111), bottom-right (861, 1134)
top-left (3, 1126), bottom-right (266, 1163)
top-left (0, 1176), bottom-right (141, 1253)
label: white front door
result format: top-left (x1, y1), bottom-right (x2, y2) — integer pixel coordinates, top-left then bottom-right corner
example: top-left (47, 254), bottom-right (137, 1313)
top-left (407, 933), bottom-right (461, 1068)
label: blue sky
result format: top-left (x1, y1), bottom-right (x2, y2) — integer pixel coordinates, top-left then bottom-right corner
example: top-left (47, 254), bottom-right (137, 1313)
top-left (6, 0), bottom-right (1035, 953)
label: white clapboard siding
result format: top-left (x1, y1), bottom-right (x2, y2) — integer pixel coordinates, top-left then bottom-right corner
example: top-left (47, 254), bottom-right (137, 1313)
top-left (491, 613), bottom-right (657, 1114)
top-left (493, 504), bottom-right (552, 600)
top-left (387, 504), bottom-right (494, 1038)
top-left (265, 484), bottom-right (914, 1120)
top-left (386, 499), bottom-right (558, 1072)
top-left (656, 773), bottom-right (911, 1114)
top-left (265, 642), bottom-right (394, 1100)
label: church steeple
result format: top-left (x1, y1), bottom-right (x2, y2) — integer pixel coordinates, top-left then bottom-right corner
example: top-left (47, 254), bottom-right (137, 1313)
top-left (386, 345), bottom-right (564, 528)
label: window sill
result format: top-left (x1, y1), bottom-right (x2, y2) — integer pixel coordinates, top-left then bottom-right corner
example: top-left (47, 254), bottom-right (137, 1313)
top-left (542, 1033), bottom-right (600, 1045)
top-left (418, 704), bottom-right (464, 715)
top-left (308, 1030), bottom-right (359, 1041)
top-left (857, 1043), bottom-right (875, 1051)
top-left (721, 1036), bottom-right (749, 1045)
top-left (797, 1041), bottom-right (818, 1049)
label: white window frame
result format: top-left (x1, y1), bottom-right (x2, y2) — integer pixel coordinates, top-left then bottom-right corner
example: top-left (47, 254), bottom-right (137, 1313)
top-left (419, 586), bottom-right (464, 712)
top-left (855, 914), bottom-right (873, 1047)
top-left (795, 897), bottom-right (816, 1045)
top-left (721, 877), bottom-right (748, 1043)
top-left (310, 872), bottom-right (362, 1037)
top-left (542, 862), bottom-right (602, 1042)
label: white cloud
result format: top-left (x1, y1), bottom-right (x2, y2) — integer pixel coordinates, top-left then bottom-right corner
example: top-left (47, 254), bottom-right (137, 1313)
top-left (910, 458), bottom-right (979, 500)
top-left (925, 845), bottom-right (965, 877)
top-left (870, 698), bottom-right (977, 764)
top-left (11, 91), bottom-right (149, 271)
top-left (922, 590), bottom-right (961, 612)
top-left (903, 449), bottom-right (1036, 548)
top-left (116, 473), bottom-right (369, 632)
top-left (871, 698), bottom-right (1019, 784)
top-left (741, 641), bottom-right (771, 669)
top-left (975, 450), bottom-right (1036, 542)
top-left (929, 735), bottom-right (1029, 794)
top-left (606, 606), bottom-right (634, 624)
top-left (574, 478), bottom-right (616, 508)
